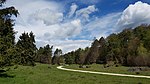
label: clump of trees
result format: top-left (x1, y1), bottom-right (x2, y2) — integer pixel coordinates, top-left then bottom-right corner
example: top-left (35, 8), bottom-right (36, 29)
top-left (0, 0), bottom-right (39, 67)
top-left (63, 47), bottom-right (89, 65)
top-left (63, 25), bottom-right (150, 67)
top-left (36, 45), bottom-right (53, 64)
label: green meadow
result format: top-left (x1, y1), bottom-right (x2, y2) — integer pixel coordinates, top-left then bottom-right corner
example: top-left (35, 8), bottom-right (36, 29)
top-left (0, 63), bottom-right (150, 84)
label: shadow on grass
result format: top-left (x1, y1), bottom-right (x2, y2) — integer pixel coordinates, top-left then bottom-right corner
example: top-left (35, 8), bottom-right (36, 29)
top-left (0, 70), bottom-right (14, 78)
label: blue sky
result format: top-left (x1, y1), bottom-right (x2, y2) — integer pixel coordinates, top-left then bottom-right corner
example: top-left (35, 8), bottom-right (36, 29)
top-left (5, 0), bottom-right (150, 53)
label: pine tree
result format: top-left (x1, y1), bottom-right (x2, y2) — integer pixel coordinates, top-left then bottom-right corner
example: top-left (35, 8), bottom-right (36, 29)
top-left (0, 0), bottom-right (18, 67)
top-left (16, 32), bottom-right (37, 66)
top-left (84, 39), bottom-right (100, 64)
top-left (96, 37), bottom-right (107, 64)
top-left (36, 45), bottom-right (53, 64)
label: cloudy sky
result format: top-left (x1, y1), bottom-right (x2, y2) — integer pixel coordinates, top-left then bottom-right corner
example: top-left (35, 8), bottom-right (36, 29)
top-left (5, 0), bottom-right (150, 53)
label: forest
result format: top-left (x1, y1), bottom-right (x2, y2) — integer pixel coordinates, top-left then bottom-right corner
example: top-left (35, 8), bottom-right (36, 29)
top-left (1, 0), bottom-right (150, 69)
top-left (63, 25), bottom-right (150, 67)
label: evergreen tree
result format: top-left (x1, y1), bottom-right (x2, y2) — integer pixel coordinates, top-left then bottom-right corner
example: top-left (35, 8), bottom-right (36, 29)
top-left (36, 45), bottom-right (53, 64)
top-left (84, 39), bottom-right (100, 64)
top-left (96, 37), bottom-right (107, 64)
top-left (16, 32), bottom-right (37, 66)
top-left (0, 0), bottom-right (18, 67)
top-left (64, 51), bottom-right (76, 64)
top-left (75, 48), bottom-right (82, 64)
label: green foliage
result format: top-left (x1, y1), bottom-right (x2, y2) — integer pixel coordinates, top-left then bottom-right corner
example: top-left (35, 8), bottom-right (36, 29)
top-left (84, 39), bottom-right (100, 64)
top-left (0, 0), bottom-right (18, 67)
top-left (105, 25), bottom-right (150, 66)
top-left (63, 47), bottom-right (89, 65)
top-left (75, 48), bottom-right (83, 64)
top-left (137, 43), bottom-right (147, 55)
top-left (16, 32), bottom-right (37, 66)
top-left (96, 37), bottom-right (107, 64)
top-left (36, 44), bottom-right (53, 64)
top-left (52, 48), bottom-right (62, 65)
top-left (63, 25), bottom-right (150, 67)
top-left (64, 51), bottom-right (76, 64)
top-left (75, 48), bottom-right (89, 64)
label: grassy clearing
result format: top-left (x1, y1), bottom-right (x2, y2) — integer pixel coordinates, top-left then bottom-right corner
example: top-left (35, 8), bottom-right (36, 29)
top-left (65, 64), bottom-right (150, 76)
top-left (0, 63), bottom-right (150, 84)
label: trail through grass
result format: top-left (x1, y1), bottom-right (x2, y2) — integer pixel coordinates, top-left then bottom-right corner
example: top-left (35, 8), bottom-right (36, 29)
top-left (0, 63), bottom-right (150, 84)
top-left (66, 64), bottom-right (150, 76)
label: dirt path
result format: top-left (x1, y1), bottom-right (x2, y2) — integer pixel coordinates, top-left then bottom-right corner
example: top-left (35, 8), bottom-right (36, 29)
top-left (57, 66), bottom-right (150, 79)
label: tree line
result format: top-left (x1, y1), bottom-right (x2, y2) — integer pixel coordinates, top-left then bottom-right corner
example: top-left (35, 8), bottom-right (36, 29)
top-left (63, 25), bottom-right (150, 67)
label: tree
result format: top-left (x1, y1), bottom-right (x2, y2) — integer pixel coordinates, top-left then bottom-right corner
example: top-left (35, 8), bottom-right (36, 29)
top-left (84, 39), bottom-right (100, 64)
top-left (135, 43), bottom-right (149, 66)
top-left (64, 51), bottom-right (76, 64)
top-left (52, 48), bottom-right (62, 65)
top-left (143, 27), bottom-right (150, 51)
top-left (62, 47), bottom-right (89, 65)
top-left (36, 45), bottom-right (53, 64)
top-left (0, 0), bottom-right (18, 67)
top-left (117, 29), bottom-right (133, 65)
top-left (96, 37), bottom-right (107, 64)
top-left (75, 48), bottom-right (82, 64)
top-left (16, 32), bottom-right (37, 66)
top-left (75, 48), bottom-right (89, 65)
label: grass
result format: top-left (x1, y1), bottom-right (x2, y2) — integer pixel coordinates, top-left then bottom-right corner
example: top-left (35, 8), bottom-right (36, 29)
top-left (65, 64), bottom-right (150, 76)
top-left (0, 63), bottom-right (149, 84)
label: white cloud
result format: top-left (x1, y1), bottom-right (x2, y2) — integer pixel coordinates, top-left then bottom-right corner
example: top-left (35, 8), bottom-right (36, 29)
top-left (76, 5), bottom-right (98, 22)
top-left (6, 0), bottom-right (62, 22)
top-left (83, 1), bottom-right (150, 40)
top-left (54, 19), bottom-right (81, 39)
top-left (5, 0), bottom-right (90, 53)
top-left (57, 40), bottom-right (91, 54)
top-left (68, 3), bottom-right (78, 18)
top-left (84, 13), bottom-right (121, 39)
top-left (117, 1), bottom-right (150, 30)
top-left (31, 8), bottom-right (63, 25)
top-left (36, 39), bottom-right (92, 54)
top-left (15, 18), bottom-right (82, 41)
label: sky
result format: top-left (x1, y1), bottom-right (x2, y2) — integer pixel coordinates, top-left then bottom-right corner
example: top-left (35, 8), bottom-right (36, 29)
top-left (5, 0), bottom-right (150, 53)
